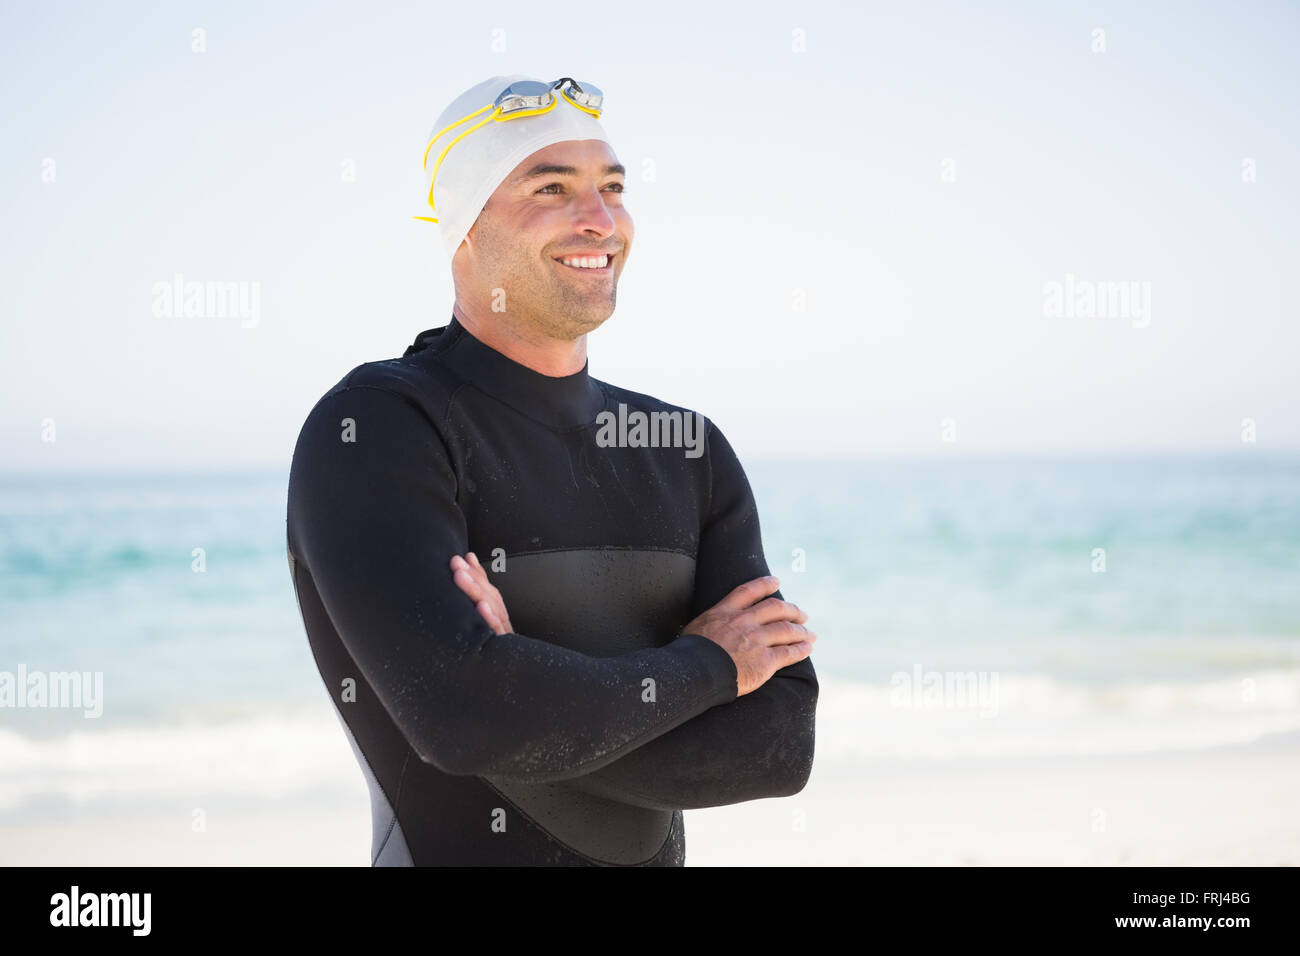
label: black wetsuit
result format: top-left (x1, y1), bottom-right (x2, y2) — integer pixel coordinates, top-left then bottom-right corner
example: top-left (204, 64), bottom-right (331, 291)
top-left (285, 315), bottom-right (818, 866)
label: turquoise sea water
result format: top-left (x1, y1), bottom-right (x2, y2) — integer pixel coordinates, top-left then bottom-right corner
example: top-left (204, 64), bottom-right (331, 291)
top-left (1, 455), bottom-right (1297, 819)
top-left (748, 455), bottom-right (1300, 680)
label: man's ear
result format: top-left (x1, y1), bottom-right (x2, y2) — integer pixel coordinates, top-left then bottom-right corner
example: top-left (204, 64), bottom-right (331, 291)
top-left (461, 219), bottom-right (479, 254)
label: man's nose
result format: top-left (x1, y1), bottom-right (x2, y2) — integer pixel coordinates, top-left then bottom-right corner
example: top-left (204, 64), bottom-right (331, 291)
top-left (569, 186), bottom-right (617, 236)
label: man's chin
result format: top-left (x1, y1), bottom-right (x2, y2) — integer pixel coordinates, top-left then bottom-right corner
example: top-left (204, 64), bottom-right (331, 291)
top-left (522, 297), bottom-right (612, 341)
top-left (545, 288), bottom-right (616, 330)
top-left (564, 306), bottom-right (615, 339)
top-left (568, 310), bottom-right (614, 337)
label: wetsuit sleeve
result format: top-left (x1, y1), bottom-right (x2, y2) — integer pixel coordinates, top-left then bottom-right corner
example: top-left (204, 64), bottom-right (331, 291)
top-left (561, 419), bottom-right (819, 810)
top-left (286, 384), bottom-right (740, 781)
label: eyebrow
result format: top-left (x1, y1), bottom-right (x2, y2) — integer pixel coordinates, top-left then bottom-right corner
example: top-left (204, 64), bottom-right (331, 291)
top-left (513, 162), bottom-right (626, 184)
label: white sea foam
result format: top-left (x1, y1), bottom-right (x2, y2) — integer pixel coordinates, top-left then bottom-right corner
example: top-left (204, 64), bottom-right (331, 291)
top-left (2, 668), bottom-right (1299, 818)
top-left (0, 707), bottom-right (359, 816)
top-left (814, 669), bottom-right (1300, 759)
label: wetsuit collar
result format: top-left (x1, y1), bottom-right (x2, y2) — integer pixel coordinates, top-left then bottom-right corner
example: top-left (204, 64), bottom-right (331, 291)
top-left (413, 314), bottom-right (606, 430)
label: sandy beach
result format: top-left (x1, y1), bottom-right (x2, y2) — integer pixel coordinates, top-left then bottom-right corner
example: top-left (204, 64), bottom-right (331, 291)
top-left (686, 738), bottom-right (1300, 866)
top-left (5, 734), bottom-right (1297, 866)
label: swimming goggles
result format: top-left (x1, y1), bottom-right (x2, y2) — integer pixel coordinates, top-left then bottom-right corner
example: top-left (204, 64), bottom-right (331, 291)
top-left (413, 77), bottom-right (604, 224)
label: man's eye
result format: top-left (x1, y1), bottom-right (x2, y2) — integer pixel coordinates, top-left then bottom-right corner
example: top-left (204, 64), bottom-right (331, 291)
top-left (536, 182), bottom-right (626, 195)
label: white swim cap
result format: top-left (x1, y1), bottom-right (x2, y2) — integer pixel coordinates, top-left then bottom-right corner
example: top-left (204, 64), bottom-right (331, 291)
top-left (419, 74), bottom-right (615, 263)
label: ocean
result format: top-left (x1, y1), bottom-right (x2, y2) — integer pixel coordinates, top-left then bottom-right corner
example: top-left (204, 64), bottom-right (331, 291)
top-left (1, 455), bottom-right (1297, 824)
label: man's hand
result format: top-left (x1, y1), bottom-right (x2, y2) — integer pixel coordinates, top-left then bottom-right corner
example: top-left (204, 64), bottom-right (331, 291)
top-left (450, 552), bottom-right (513, 636)
top-left (679, 576), bottom-right (815, 697)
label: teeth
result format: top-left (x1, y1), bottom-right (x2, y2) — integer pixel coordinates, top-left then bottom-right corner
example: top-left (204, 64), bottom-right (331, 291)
top-left (559, 254), bottom-right (608, 269)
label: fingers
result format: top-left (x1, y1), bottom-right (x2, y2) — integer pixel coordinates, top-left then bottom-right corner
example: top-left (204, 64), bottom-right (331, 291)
top-left (716, 575), bottom-right (782, 612)
top-left (739, 595), bottom-right (808, 627)
top-left (450, 552), bottom-right (511, 635)
top-left (477, 599), bottom-right (501, 631)
top-left (759, 598), bottom-right (806, 629)
top-left (450, 554), bottom-right (487, 602)
top-left (450, 552), bottom-right (488, 592)
top-left (753, 620), bottom-right (816, 648)
top-left (779, 641), bottom-right (814, 663)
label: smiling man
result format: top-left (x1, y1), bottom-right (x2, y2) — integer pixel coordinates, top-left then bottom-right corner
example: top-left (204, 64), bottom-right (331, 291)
top-left (286, 74), bottom-right (819, 866)
top-left (457, 141), bottom-right (628, 345)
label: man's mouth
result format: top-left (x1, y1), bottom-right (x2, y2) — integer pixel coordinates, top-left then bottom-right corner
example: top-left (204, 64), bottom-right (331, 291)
top-left (553, 252), bottom-right (615, 273)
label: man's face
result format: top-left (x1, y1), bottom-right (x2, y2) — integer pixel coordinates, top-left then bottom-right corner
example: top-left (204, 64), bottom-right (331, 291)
top-left (453, 138), bottom-right (633, 340)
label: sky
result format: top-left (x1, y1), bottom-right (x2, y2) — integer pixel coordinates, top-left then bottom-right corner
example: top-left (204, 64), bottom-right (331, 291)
top-left (2, 0), bottom-right (1297, 471)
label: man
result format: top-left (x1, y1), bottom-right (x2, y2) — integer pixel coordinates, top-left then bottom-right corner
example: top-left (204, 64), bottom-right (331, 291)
top-left (286, 74), bottom-right (819, 866)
